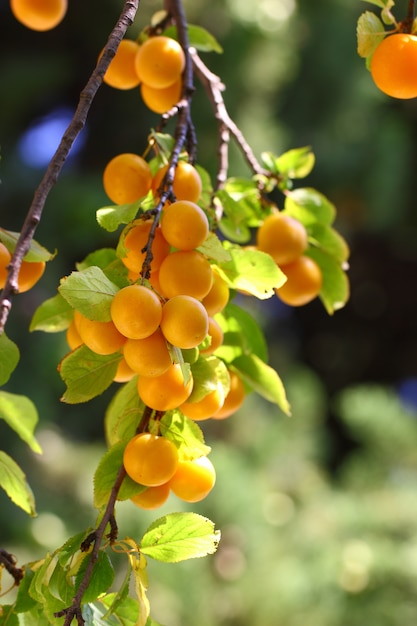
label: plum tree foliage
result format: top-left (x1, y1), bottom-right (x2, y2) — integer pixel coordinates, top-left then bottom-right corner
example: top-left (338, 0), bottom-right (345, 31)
top-left (4, 0), bottom-right (399, 623)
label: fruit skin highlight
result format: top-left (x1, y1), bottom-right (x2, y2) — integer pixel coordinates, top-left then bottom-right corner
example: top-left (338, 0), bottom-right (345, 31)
top-left (135, 35), bottom-right (185, 89)
top-left (110, 284), bottom-right (162, 339)
top-left (169, 456), bottom-right (216, 503)
top-left (123, 433), bottom-right (179, 487)
top-left (256, 212), bottom-right (308, 265)
top-left (370, 33), bottom-right (417, 99)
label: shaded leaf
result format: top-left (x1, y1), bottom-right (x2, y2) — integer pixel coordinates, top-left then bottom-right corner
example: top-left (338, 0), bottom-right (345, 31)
top-left (30, 293), bottom-right (73, 332)
top-left (105, 377), bottom-right (142, 447)
top-left (75, 551), bottom-right (115, 604)
top-left (0, 333), bottom-right (19, 385)
top-left (59, 266), bottom-right (120, 321)
top-left (215, 302), bottom-right (268, 363)
top-left (0, 451), bottom-right (36, 516)
top-left (306, 247), bottom-right (350, 314)
top-left (0, 228), bottom-right (55, 262)
top-left (357, 11), bottom-right (386, 58)
top-left (94, 441), bottom-right (144, 510)
top-left (160, 411), bottom-right (211, 460)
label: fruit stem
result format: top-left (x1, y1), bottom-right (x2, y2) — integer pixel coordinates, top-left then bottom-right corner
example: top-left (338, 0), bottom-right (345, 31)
top-left (402, 0), bottom-right (416, 32)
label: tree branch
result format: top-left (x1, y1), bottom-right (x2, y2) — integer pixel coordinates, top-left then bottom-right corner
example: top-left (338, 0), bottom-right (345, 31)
top-left (0, 0), bottom-right (140, 336)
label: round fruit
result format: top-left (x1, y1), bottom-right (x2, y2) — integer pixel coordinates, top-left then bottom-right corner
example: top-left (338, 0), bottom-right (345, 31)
top-left (152, 161), bottom-right (202, 203)
top-left (169, 456), bottom-right (216, 503)
top-left (158, 250), bottom-right (213, 300)
top-left (123, 433), bottom-right (179, 487)
top-left (213, 370), bottom-right (246, 419)
top-left (161, 200), bottom-right (209, 251)
top-left (180, 384), bottom-right (225, 421)
top-left (141, 79), bottom-right (182, 114)
top-left (10, 0), bottom-right (67, 31)
top-left (0, 243), bottom-right (46, 293)
top-left (160, 295), bottom-right (209, 349)
top-left (201, 271), bottom-right (229, 316)
top-left (256, 212), bottom-right (308, 265)
top-left (74, 311), bottom-right (126, 355)
top-left (123, 329), bottom-right (172, 377)
top-left (275, 255), bottom-right (322, 307)
top-left (370, 33), bottom-right (417, 99)
top-left (110, 284), bottom-right (162, 339)
top-left (134, 35), bottom-right (185, 89)
top-left (131, 482), bottom-right (171, 510)
top-left (137, 363), bottom-right (193, 411)
top-left (65, 319), bottom-right (83, 351)
top-left (113, 357), bottom-right (136, 383)
top-left (103, 153), bottom-right (152, 205)
top-left (102, 39), bottom-right (141, 90)
top-left (119, 220), bottom-right (170, 274)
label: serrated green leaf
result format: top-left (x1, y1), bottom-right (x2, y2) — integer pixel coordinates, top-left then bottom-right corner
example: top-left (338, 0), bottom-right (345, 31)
top-left (159, 411), bottom-right (210, 460)
top-left (197, 233), bottom-right (231, 263)
top-left (56, 530), bottom-right (92, 567)
top-left (216, 245), bottom-right (285, 299)
top-left (0, 228), bottom-right (55, 262)
top-left (59, 345), bottom-right (121, 404)
top-left (0, 333), bottom-right (20, 385)
top-left (284, 187), bottom-right (336, 226)
top-left (59, 266), bottom-right (120, 321)
top-left (216, 190), bottom-right (251, 243)
top-left (75, 551), bottom-right (115, 604)
top-left (357, 11), bottom-right (386, 58)
top-left (30, 293), bottom-right (73, 332)
top-left (94, 441), bottom-right (144, 510)
top-left (308, 223), bottom-right (350, 264)
top-left (76, 248), bottom-right (118, 271)
top-left (164, 24), bottom-right (223, 53)
top-left (141, 512), bottom-right (221, 563)
top-left (0, 451), bottom-right (36, 515)
top-left (0, 391), bottom-right (42, 453)
top-left (105, 377), bottom-right (142, 447)
top-left (232, 353), bottom-right (291, 415)
top-left (214, 302), bottom-right (268, 363)
top-left (306, 247), bottom-right (350, 314)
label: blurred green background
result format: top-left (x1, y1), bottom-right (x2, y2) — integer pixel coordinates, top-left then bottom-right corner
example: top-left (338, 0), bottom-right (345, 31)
top-left (2, 0), bottom-right (417, 624)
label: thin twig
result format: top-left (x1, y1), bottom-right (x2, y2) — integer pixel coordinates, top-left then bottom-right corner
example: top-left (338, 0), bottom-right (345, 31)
top-left (190, 47), bottom-right (267, 188)
top-left (402, 0), bottom-right (416, 32)
top-left (0, 0), bottom-right (140, 336)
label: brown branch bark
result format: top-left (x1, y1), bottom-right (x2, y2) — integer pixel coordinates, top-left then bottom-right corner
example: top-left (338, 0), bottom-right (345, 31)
top-left (0, 0), bottom-right (140, 336)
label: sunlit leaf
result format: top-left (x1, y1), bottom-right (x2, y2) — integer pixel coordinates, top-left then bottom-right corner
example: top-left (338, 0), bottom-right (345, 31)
top-left (59, 346), bottom-right (121, 404)
top-left (275, 146), bottom-right (315, 179)
top-left (96, 194), bottom-right (153, 232)
top-left (124, 539), bottom-right (150, 626)
top-left (216, 245), bottom-right (285, 299)
top-left (232, 353), bottom-right (291, 415)
top-left (160, 411), bottom-right (211, 460)
top-left (0, 391), bottom-right (42, 453)
top-left (357, 11), bottom-right (386, 58)
top-left (97, 593), bottom-right (140, 626)
top-left (164, 24), bottom-right (223, 53)
top-left (30, 293), bottom-right (73, 332)
top-left (197, 232), bottom-right (231, 263)
top-left (216, 190), bottom-right (252, 243)
top-left (0, 451), bottom-right (36, 516)
top-left (308, 223), bottom-right (350, 264)
top-left (188, 355), bottom-right (230, 402)
top-left (0, 333), bottom-right (19, 385)
top-left (59, 266), bottom-right (120, 321)
top-left (284, 187), bottom-right (336, 225)
top-left (140, 512), bottom-right (221, 562)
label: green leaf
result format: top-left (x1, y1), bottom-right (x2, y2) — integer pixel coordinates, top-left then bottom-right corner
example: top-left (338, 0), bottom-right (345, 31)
top-left (96, 194), bottom-right (153, 232)
top-left (164, 24), bottom-right (223, 53)
top-left (306, 247), bottom-right (350, 314)
top-left (232, 353), bottom-right (291, 415)
top-left (0, 606), bottom-right (19, 626)
top-left (75, 551), bottom-right (115, 604)
top-left (14, 568), bottom-right (38, 613)
top-left (0, 391), bottom-right (42, 453)
top-left (30, 293), bottom-right (73, 332)
top-left (59, 266), bottom-right (120, 321)
top-left (126, 542), bottom-right (150, 626)
top-left (94, 441), bottom-right (144, 510)
top-left (76, 248), bottom-right (119, 271)
top-left (0, 228), bottom-right (55, 262)
top-left (216, 245), bottom-right (285, 299)
top-left (308, 222), bottom-right (350, 264)
top-left (197, 233), bottom-right (231, 263)
top-left (262, 146), bottom-right (315, 180)
top-left (105, 377), bottom-right (142, 447)
top-left (188, 355), bottom-right (230, 403)
top-left (214, 302), bottom-right (268, 363)
top-left (160, 411), bottom-right (211, 460)
top-left (284, 187), bottom-right (336, 226)
top-left (0, 333), bottom-right (20, 385)
top-left (357, 11), bottom-right (386, 58)
top-left (59, 345), bottom-right (121, 404)
top-left (97, 593), bottom-right (140, 626)
top-left (216, 190), bottom-right (252, 243)
top-left (222, 178), bottom-right (264, 226)
top-left (0, 451), bottom-right (36, 515)
top-left (140, 512), bottom-right (221, 563)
